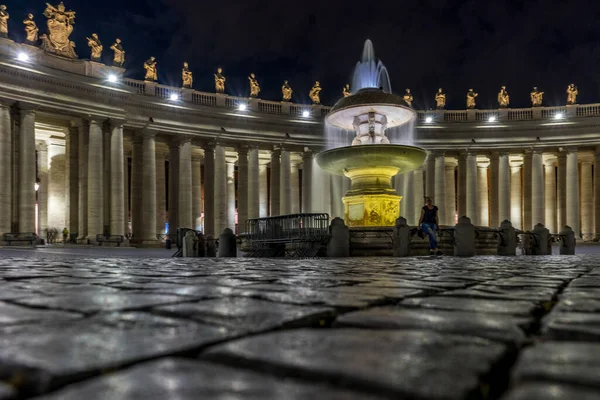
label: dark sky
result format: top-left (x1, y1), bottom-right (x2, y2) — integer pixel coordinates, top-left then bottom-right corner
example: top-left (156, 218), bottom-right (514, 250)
top-left (7, 0), bottom-right (600, 108)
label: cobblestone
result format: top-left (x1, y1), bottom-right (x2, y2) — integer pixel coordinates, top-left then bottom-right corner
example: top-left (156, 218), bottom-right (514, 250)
top-left (0, 252), bottom-right (596, 398)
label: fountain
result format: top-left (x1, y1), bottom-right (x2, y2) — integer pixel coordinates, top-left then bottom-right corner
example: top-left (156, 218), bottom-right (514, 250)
top-left (316, 40), bottom-right (427, 228)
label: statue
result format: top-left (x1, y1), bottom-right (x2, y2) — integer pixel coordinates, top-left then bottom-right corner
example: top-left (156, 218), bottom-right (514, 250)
top-left (143, 57), bottom-right (157, 82)
top-left (110, 38), bottom-right (125, 67)
top-left (497, 86), bottom-right (510, 108)
top-left (466, 88), bottom-right (478, 109)
top-left (309, 81), bottom-right (322, 104)
top-left (182, 62), bottom-right (193, 88)
top-left (530, 87), bottom-right (544, 107)
top-left (403, 89), bottom-right (413, 107)
top-left (86, 33), bottom-right (102, 62)
top-left (281, 80), bottom-right (292, 101)
top-left (566, 84), bottom-right (578, 105)
top-left (214, 67), bottom-right (225, 93)
top-left (0, 5), bottom-right (8, 39)
top-left (435, 88), bottom-right (446, 109)
top-left (41, 2), bottom-right (78, 59)
top-left (343, 83), bottom-right (351, 97)
top-left (248, 73), bottom-right (260, 97)
top-left (23, 13), bottom-right (38, 43)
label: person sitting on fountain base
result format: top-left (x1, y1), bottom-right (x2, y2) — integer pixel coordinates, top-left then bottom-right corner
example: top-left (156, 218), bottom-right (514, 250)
top-left (418, 196), bottom-right (442, 256)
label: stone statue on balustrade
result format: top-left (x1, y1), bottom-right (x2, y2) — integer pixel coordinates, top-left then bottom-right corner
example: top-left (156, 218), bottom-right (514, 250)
top-left (248, 73), bottom-right (260, 97)
top-left (281, 80), bottom-right (292, 101)
top-left (466, 88), bottom-right (478, 109)
top-left (41, 2), bottom-right (78, 59)
top-left (497, 86), bottom-right (510, 108)
top-left (23, 14), bottom-right (39, 43)
top-left (110, 38), bottom-right (125, 67)
top-left (343, 83), bottom-right (351, 97)
top-left (86, 33), bottom-right (102, 62)
top-left (435, 88), bottom-right (446, 109)
top-left (309, 81), bottom-right (322, 104)
top-left (182, 62), bottom-right (193, 88)
top-left (214, 67), bottom-right (225, 93)
top-left (403, 88), bottom-right (413, 107)
top-left (530, 87), bottom-right (543, 107)
top-left (0, 5), bottom-right (8, 39)
top-left (566, 84), bottom-right (578, 105)
top-left (144, 57), bottom-right (157, 81)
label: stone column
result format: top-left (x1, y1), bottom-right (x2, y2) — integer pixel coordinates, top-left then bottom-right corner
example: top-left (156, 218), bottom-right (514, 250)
top-left (595, 146), bottom-right (600, 240)
top-left (510, 161), bottom-right (523, 230)
top-left (47, 142), bottom-right (66, 232)
top-left (581, 160), bottom-right (593, 239)
top-left (0, 103), bottom-right (11, 234)
top-left (522, 151), bottom-right (533, 230)
top-left (270, 149), bottom-right (281, 216)
top-left (498, 152), bottom-right (510, 224)
top-left (156, 151), bottom-right (166, 235)
top-left (477, 160), bottom-right (489, 226)
top-left (302, 150), bottom-right (313, 213)
top-left (131, 136), bottom-right (143, 241)
top-left (402, 171), bottom-right (415, 224)
top-left (259, 158), bottom-right (269, 217)
top-left (248, 147), bottom-right (259, 219)
top-left (203, 145), bottom-right (215, 235)
top-left (109, 123), bottom-right (125, 236)
top-left (466, 153), bottom-right (478, 225)
top-left (141, 132), bottom-right (157, 243)
top-left (413, 168), bottom-right (425, 222)
top-left (65, 123), bottom-right (78, 234)
top-left (331, 175), bottom-right (344, 219)
top-left (237, 147), bottom-right (248, 230)
top-left (290, 159), bottom-right (300, 214)
top-left (87, 119), bottom-right (104, 241)
top-left (426, 154), bottom-right (435, 200)
top-left (445, 161), bottom-right (456, 225)
top-left (19, 107), bottom-right (36, 233)
top-left (544, 159), bottom-right (557, 234)
top-left (214, 144), bottom-right (227, 234)
top-left (457, 152), bottom-right (467, 218)
top-left (280, 149), bottom-right (291, 215)
top-left (178, 139), bottom-right (192, 229)
top-left (192, 156), bottom-right (203, 230)
top-left (557, 151), bottom-right (567, 231)
top-left (168, 141), bottom-right (179, 234)
top-left (566, 149), bottom-right (579, 237)
top-left (311, 162), bottom-right (331, 215)
top-left (37, 142), bottom-right (48, 237)
top-left (226, 156), bottom-right (236, 231)
top-left (531, 150), bottom-right (545, 227)
top-left (433, 153), bottom-right (446, 224)
top-left (488, 152), bottom-right (499, 227)
top-left (123, 152), bottom-right (129, 236)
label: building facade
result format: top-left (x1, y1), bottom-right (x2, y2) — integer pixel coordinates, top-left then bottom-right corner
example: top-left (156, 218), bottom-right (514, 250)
top-left (1, 38), bottom-right (599, 243)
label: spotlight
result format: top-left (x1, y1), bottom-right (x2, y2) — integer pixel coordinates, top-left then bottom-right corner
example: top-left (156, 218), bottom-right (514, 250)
top-left (17, 52), bottom-right (29, 62)
top-left (169, 93), bottom-right (179, 101)
top-left (488, 116), bottom-right (497, 122)
top-left (302, 110), bottom-right (310, 117)
top-left (554, 112), bottom-right (564, 120)
top-left (425, 116), bottom-right (433, 123)
top-left (238, 103), bottom-right (247, 111)
top-left (107, 74), bottom-right (118, 83)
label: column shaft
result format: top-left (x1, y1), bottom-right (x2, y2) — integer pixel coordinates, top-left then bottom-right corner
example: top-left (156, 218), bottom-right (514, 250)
top-left (156, 153), bottom-right (166, 234)
top-left (141, 133), bottom-right (157, 242)
top-left (477, 163), bottom-right (489, 226)
top-left (123, 153), bottom-right (129, 236)
top-left (488, 153), bottom-right (499, 227)
top-left (203, 146), bottom-right (215, 235)
top-left (302, 151), bottom-right (313, 213)
top-left (522, 152), bottom-right (533, 230)
top-left (426, 154), bottom-right (435, 201)
top-left (581, 161), bottom-right (593, 239)
top-left (457, 153), bottom-right (467, 218)
top-left (131, 137), bottom-right (143, 241)
top-left (498, 153), bottom-right (511, 223)
top-left (38, 143), bottom-right (48, 237)
top-left (510, 163), bottom-right (523, 230)
top-left (403, 171), bottom-right (415, 224)
top-left (192, 157), bottom-right (202, 230)
top-left (466, 153), bottom-right (478, 224)
top-left (214, 145), bottom-right (227, 234)
top-left (237, 148), bottom-right (249, 229)
top-left (65, 124), bottom-right (78, 234)
top-left (87, 119), bottom-right (104, 240)
top-left (566, 150), bottom-right (579, 236)
top-left (290, 161), bottom-right (300, 214)
top-left (19, 108), bottom-right (36, 233)
top-left (0, 105), bottom-right (11, 233)
top-left (595, 146), bottom-right (600, 239)
top-left (280, 150), bottom-right (291, 215)
top-left (445, 163), bottom-right (456, 225)
top-left (270, 150), bottom-right (281, 216)
top-left (413, 168), bottom-right (425, 221)
top-left (178, 139), bottom-right (192, 228)
top-left (434, 154), bottom-right (446, 224)
top-left (531, 151), bottom-right (545, 227)
top-left (110, 124), bottom-right (125, 236)
top-left (544, 162), bottom-right (557, 233)
top-left (259, 163), bottom-right (268, 217)
top-left (248, 148), bottom-right (259, 219)
top-left (168, 143), bottom-right (179, 234)
top-left (557, 153), bottom-right (567, 230)
top-left (226, 160), bottom-right (236, 230)
top-left (331, 175), bottom-right (344, 219)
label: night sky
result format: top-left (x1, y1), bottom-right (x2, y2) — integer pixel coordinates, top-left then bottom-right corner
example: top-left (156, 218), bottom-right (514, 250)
top-left (6, 0), bottom-right (600, 108)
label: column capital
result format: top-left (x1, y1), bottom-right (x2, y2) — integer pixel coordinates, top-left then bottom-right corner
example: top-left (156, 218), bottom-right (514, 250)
top-left (236, 145), bottom-right (249, 156)
top-left (18, 102), bottom-right (36, 113)
top-left (109, 118), bottom-right (126, 128)
top-left (488, 152), bottom-right (500, 161)
top-left (0, 98), bottom-right (15, 108)
top-left (179, 137), bottom-right (192, 145)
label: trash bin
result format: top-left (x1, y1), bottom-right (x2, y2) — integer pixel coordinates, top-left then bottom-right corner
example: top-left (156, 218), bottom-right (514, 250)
top-left (165, 238), bottom-right (172, 249)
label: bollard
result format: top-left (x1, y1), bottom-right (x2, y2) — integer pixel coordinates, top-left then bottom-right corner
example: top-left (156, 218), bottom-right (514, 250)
top-left (327, 217), bottom-right (350, 257)
top-left (532, 223), bottom-right (550, 255)
top-left (218, 228), bottom-right (237, 257)
top-left (196, 232), bottom-right (206, 257)
top-left (498, 220), bottom-right (517, 256)
top-left (206, 235), bottom-right (217, 257)
top-left (559, 225), bottom-right (576, 255)
top-left (392, 217), bottom-right (411, 257)
top-left (182, 231), bottom-right (196, 257)
top-left (454, 216), bottom-right (476, 257)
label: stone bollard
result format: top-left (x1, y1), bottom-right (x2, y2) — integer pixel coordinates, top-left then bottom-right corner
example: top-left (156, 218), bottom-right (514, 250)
top-left (454, 216), bottom-right (476, 257)
top-left (196, 232), bottom-right (206, 257)
top-left (497, 220), bottom-right (517, 256)
top-left (392, 217), bottom-right (411, 257)
top-left (218, 228), bottom-right (237, 257)
top-left (559, 225), bottom-right (576, 255)
top-left (327, 217), bottom-right (350, 257)
top-left (532, 223), bottom-right (550, 255)
top-left (182, 231), bottom-right (196, 257)
top-left (206, 235), bottom-right (217, 257)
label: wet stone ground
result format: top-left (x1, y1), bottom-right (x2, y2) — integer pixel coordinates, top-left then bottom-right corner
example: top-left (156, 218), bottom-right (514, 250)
top-left (0, 254), bottom-right (598, 399)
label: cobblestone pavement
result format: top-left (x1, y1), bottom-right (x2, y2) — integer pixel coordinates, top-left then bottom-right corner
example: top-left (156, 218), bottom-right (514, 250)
top-left (0, 254), bottom-right (598, 399)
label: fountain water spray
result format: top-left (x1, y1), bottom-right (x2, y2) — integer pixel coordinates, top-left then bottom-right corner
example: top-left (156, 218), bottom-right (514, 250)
top-left (351, 39), bottom-right (392, 94)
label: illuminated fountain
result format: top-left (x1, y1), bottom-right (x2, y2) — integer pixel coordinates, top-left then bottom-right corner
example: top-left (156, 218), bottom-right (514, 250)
top-left (316, 40), bottom-right (426, 227)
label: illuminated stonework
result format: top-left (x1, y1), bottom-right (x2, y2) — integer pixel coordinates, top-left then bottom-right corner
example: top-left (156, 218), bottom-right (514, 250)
top-left (344, 193), bottom-right (402, 227)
